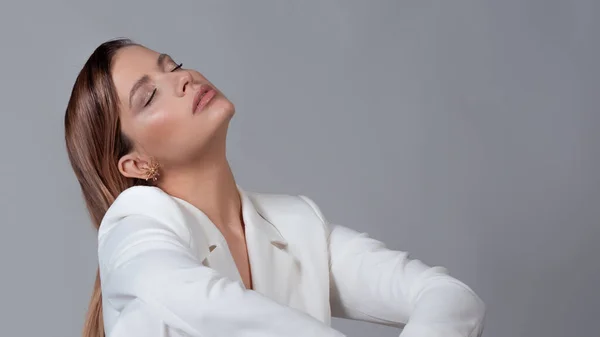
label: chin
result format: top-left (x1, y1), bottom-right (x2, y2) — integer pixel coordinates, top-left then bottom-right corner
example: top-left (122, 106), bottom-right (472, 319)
top-left (206, 94), bottom-right (235, 121)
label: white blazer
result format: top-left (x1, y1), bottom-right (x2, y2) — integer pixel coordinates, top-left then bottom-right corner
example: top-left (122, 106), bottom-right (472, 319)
top-left (97, 185), bottom-right (486, 337)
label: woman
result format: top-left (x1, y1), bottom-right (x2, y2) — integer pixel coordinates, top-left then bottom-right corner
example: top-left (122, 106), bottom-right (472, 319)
top-left (64, 38), bottom-right (486, 337)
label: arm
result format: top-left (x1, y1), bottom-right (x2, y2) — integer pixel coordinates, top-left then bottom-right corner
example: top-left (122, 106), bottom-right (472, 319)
top-left (299, 195), bottom-right (486, 337)
top-left (98, 214), bottom-right (346, 337)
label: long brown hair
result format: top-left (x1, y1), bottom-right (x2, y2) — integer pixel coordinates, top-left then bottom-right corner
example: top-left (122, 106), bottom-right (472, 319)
top-left (64, 38), bottom-right (150, 337)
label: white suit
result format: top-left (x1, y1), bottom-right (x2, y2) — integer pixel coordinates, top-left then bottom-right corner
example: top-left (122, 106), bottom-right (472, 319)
top-left (97, 185), bottom-right (486, 336)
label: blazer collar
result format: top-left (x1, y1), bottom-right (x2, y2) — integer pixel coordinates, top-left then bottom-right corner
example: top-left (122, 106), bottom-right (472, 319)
top-left (169, 184), bottom-right (288, 249)
top-left (170, 185), bottom-right (298, 301)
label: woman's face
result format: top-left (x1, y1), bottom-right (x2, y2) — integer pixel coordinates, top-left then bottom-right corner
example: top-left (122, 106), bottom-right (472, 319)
top-left (112, 45), bottom-right (234, 174)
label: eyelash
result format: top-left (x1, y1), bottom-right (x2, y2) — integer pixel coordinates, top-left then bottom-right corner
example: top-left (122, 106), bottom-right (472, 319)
top-left (144, 62), bottom-right (184, 107)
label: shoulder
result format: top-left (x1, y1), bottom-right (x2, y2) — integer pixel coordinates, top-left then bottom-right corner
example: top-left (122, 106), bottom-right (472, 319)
top-left (97, 186), bottom-right (194, 277)
top-left (246, 190), bottom-right (331, 234)
top-left (247, 190), bottom-right (325, 219)
top-left (98, 185), bottom-right (190, 243)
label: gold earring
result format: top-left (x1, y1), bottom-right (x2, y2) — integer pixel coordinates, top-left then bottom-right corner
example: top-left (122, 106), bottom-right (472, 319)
top-left (144, 158), bottom-right (160, 182)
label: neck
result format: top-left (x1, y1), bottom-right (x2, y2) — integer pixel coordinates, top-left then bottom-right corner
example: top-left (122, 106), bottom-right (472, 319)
top-left (157, 153), bottom-right (242, 232)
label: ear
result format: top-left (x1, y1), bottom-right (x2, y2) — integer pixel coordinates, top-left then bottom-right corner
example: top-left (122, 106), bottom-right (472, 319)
top-left (117, 153), bottom-right (150, 180)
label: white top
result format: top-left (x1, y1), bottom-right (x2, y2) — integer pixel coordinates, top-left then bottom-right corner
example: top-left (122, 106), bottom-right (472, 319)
top-left (97, 185), bottom-right (486, 337)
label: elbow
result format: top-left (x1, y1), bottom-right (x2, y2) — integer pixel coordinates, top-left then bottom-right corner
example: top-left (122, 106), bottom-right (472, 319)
top-left (469, 291), bottom-right (486, 337)
top-left (447, 279), bottom-right (486, 335)
top-left (447, 280), bottom-right (486, 337)
top-left (415, 276), bottom-right (487, 336)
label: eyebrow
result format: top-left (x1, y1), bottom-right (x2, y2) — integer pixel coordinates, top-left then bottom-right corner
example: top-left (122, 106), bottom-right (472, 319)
top-left (128, 53), bottom-right (171, 109)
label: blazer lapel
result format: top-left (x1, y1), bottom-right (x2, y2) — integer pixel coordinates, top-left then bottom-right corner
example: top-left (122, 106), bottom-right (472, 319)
top-left (170, 185), bottom-right (300, 305)
top-left (239, 187), bottom-right (301, 305)
top-left (170, 195), bottom-right (244, 285)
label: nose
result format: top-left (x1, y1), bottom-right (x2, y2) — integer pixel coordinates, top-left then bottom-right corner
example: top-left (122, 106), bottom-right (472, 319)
top-left (175, 71), bottom-right (193, 97)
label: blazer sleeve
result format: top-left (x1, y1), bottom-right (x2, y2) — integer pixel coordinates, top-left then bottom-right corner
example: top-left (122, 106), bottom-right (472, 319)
top-left (98, 214), bottom-right (346, 337)
top-left (299, 195), bottom-right (486, 337)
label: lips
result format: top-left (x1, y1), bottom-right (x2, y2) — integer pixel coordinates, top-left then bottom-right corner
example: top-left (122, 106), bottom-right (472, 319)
top-left (192, 84), bottom-right (216, 114)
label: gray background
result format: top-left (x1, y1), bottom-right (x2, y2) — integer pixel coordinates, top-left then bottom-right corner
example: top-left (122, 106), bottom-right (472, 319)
top-left (0, 1), bottom-right (597, 336)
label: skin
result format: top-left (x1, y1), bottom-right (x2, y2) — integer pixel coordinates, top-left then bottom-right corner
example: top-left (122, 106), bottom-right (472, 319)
top-left (112, 45), bottom-right (253, 289)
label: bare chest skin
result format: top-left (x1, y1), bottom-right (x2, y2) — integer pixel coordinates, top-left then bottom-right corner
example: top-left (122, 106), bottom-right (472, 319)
top-left (221, 228), bottom-right (253, 290)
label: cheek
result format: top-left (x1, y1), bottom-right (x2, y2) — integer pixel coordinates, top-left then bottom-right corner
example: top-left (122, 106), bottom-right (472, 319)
top-left (138, 108), bottom-right (184, 150)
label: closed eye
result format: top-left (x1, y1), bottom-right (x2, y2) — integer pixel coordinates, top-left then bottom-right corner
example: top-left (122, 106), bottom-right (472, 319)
top-left (143, 62), bottom-right (184, 107)
top-left (171, 62), bottom-right (183, 71)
